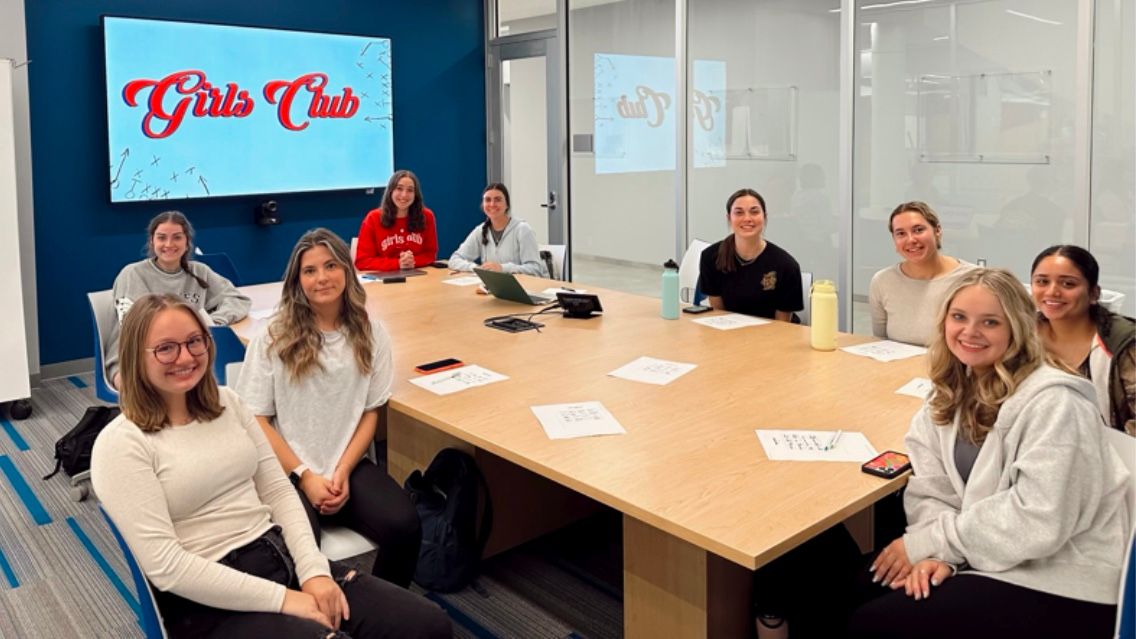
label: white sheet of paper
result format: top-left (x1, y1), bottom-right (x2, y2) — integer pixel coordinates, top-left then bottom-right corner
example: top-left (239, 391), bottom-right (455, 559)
top-left (692, 313), bottom-right (771, 330)
top-left (895, 377), bottom-right (933, 399)
top-left (608, 356), bottom-right (697, 386)
top-left (442, 275), bottom-right (482, 287)
top-left (248, 308), bottom-right (275, 321)
top-left (409, 365), bottom-right (509, 396)
top-left (531, 401), bottom-right (626, 440)
top-left (755, 429), bottom-right (879, 462)
top-left (540, 287), bottom-right (588, 296)
top-left (841, 340), bottom-right (928, 362)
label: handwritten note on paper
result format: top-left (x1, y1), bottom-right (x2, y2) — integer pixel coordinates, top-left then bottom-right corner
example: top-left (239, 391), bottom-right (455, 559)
top-left (755, 429), bottom-right (879, 462)
top-left (409, 365), bottom-right (509, 396)
top-left (692, 313), bottom-right (771, 331)
top-left (442, 275), bottom-right (482, 287)
top-left (608, 356), bottom-right (697, 386)
top-left (841, 340), bottom-right (928, 362)
top-left (895, 377), bottom-right (933, 399)
top-left (531, 401), bottom-right (626, 440)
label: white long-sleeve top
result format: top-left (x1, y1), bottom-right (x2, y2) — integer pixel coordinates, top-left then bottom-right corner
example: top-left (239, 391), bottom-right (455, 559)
top-left (91, 387), bottom-right (331, 612)
top-left (903, 365), bottom-right (1131, 604)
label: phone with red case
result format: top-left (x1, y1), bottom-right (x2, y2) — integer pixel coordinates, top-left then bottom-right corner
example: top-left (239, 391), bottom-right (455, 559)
top-left (861, 450), bottom-right (912, 478)
top-left (414, 358), bottom-right (463, 374)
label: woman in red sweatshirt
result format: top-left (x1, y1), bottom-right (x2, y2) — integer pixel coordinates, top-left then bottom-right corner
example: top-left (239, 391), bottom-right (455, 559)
top-left (354, 170), bottom-right (438, 272)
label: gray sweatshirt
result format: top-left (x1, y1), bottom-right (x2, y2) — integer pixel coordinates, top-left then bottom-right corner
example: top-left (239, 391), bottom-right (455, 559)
top-left (903, 365), bottom-right (1131, 604)
top-left (447, 217), bottom-right (548, 277)
top-left (106, 259), bottom-right (252, 383)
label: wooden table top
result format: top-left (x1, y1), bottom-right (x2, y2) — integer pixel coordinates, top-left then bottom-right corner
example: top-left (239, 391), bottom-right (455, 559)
top-left (232, 269), bottom-right (926, 569)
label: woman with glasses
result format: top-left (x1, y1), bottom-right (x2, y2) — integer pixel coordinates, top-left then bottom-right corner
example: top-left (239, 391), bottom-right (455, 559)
top-left (236, 229), bottom-right (423, 589)
top-left (869, 201), bottom-right (976, 346)
top-left (698, 188), bottom-right (803, 321)
top-left (447, 183), bottom-right (547, 276)
top-left (91, 293), bottom-right (450, 638)
top-left (107, 210), bottom-right (250, 388)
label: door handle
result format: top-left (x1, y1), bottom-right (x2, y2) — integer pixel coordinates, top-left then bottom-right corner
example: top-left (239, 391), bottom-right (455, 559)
top-left (540, 191), bottom-right (557, 210)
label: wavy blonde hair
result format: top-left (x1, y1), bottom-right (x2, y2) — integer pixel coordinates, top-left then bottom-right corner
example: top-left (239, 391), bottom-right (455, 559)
top-left (118, 294), bottom-right (223, 432)
top-left (269, 228), bottom-right (373, 381)
top-left (927, 268), bottom-right (1047, 443)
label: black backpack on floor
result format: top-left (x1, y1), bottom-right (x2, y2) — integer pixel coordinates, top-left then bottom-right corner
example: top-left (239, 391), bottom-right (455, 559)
top-left (404, 448), bottom-right (493, 592)
top-left (43, 406), bottom-right (120, 480)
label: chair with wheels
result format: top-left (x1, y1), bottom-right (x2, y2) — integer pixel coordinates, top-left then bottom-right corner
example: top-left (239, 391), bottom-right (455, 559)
top-left (88, 290), bottom-right (120, 404)
top-left (1104, 427), bottom-right (1135, 638)
top-left (209, 326), bottom-right (246, 387)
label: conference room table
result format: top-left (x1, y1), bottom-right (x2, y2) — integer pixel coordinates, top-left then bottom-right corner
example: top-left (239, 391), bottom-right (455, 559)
top-left (231, 268), bottom-right (926, 638)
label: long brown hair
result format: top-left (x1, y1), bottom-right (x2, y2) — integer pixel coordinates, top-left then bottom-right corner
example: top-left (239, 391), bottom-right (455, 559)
top-left (715, 188), bottom-right (767, 273)
top-left (927, 268), bottom-right (1047, 443)
top-left (269, 228), bottom-right (374, 381)
top-left (146, 210), bottom-right (209, 288)
top-left (379, 170), bottom-right (426, 232)
top-left (118, 294), bottom-right (223, 433)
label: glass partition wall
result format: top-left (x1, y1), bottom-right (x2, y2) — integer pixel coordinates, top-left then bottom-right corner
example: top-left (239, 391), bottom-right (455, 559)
top-left (502, 0), bottom-right (1134, 319)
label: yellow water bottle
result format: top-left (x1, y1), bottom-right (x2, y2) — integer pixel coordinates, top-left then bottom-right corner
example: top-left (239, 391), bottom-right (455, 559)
top-left (810, 280), bottom-right (838, 351)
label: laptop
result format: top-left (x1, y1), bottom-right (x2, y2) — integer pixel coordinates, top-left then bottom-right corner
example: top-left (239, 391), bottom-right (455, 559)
top-left (473, 268), bottom-right (555, 305)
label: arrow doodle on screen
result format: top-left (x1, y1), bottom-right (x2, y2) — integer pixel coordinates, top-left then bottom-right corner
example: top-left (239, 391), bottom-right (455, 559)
top-left (199, 176), bottom-right (210, 195)
top-left (110, 148), bottom-right (129, 188)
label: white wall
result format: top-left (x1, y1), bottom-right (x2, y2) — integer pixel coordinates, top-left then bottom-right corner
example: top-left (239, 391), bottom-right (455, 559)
top-left (0, 2), bottom-right (39, 376)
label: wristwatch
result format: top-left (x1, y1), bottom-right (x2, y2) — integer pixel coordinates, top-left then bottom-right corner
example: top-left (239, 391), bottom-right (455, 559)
top-left (290, 463), bottom-right (310, 482)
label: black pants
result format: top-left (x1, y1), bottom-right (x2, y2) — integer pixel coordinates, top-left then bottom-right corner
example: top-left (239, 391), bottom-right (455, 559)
top-left (297, 459), bottom-right (422, 588)
top-left (849, 572), bottom-right (1117, 639)
top-left (752, 524), bottom-right (863, 639)
top-left (154, 527), bottom-right (451, 639)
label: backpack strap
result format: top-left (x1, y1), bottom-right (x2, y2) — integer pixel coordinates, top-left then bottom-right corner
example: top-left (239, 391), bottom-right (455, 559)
top-left (471, 460), bottom-right (493, 554)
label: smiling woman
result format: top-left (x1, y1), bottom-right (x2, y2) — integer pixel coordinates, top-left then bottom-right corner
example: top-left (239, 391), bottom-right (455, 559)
top-left (105, 210), bottom-right (251, 390)
top-left (868, 201), bottom-right (978, 346)
top-left (697, 188), bottom-right (803, 322)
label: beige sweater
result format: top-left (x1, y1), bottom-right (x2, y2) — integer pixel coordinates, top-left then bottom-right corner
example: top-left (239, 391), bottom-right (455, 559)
top-left (91, 387), bottom-right (331, 612)
top-left (868, 261), bottom-right (977, 346)
top-left (903, 366), bottom-right (1131, 604)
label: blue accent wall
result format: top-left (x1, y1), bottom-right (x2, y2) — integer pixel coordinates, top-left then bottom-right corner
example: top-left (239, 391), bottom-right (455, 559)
top-left (24, 1), bottom-right (486, 365)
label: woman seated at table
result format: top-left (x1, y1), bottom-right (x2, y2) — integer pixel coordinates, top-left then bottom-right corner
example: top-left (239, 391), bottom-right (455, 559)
top-left (850, 268), bottom-right (1130, 639)
top-left (354, 170), bottom-right (438, 272)
top-left (698, 188), bottom-right (802, 321)
top-left (91, 293), bottom-right (450, 639)
top-left (236, 228), bottom-right (422, 589)
top-left (869, 201), bottom-right (976, 346)
top-left (447, 183), bottom-right (548, 277)
top-left (1031, 245), bottom-right (1135, 435)
top-left (107, 210), bottom-right (251, 389)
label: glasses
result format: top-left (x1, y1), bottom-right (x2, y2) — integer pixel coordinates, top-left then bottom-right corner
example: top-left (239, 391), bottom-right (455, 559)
top-left (146, 334), bottom-right (210, 364)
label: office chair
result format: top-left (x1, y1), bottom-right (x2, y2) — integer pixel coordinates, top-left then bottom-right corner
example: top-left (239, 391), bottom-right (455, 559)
top-left (88, 290), bottom-right (119, 404)
top-left (100, 506), bottom-right (168, 639)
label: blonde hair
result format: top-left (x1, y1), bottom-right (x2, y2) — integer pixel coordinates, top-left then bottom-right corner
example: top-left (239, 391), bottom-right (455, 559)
top-left (927, 268), bottom-right (1046, 444)
top-left (118, 294), bottom-right (223, 433)
top-left (269, 228), bottom-right (374, 381)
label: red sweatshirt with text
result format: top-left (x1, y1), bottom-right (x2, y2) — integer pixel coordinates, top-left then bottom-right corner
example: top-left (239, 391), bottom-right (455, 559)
top-left (354, 207), bottom-right (438, 272)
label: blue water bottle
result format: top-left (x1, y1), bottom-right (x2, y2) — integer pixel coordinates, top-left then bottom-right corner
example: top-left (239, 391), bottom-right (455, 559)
top-left (661, 259), bottom-right (680, 319)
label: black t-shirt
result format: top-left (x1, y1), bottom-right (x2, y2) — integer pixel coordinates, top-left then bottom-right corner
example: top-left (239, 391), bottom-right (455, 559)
top-left (698, 240), bottom-right (803, 320)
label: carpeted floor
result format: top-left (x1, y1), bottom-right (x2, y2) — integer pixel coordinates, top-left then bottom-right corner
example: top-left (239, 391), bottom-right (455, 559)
top-left (0, 374), bottom-right (623, 638)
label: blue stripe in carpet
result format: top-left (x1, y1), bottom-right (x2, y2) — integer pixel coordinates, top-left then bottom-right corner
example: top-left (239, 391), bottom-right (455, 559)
top-left (66, 517), bottom-right (140, 618)
top-left (566, 633), bottom-right (586, 639)
top-left (425, 592), bottom-right (499, 639)
top-left (0, 456), bottom-right (51, 525)
top-left (67, 376), bottom-right (88, 389)
top-left (0, 544), bottom-right (18, 588)
top-left (0, 419), bottom-right (30, 451)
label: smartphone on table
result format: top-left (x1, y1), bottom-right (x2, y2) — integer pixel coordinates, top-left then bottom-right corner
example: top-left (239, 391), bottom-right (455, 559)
top-left (414, 358), bottom-right (464, 374)
top-left (861, 451), bottom-right (912, 479)
top-left (682, 305), bottom-right (712, 314)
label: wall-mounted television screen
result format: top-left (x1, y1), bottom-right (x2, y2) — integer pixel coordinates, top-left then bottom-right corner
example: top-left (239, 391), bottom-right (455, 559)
top-left (103, 16), bottom-right (393, 202)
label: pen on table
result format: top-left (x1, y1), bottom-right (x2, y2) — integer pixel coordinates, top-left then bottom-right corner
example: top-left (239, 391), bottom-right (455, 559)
top-left (430, 371), bottom-right (463, 385)
top-left (824, 429), bottom-right (843, 451)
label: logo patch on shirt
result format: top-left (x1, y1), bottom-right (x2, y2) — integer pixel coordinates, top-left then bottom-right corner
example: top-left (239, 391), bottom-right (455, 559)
top-left (762, 271), bottom-right (777, 291)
